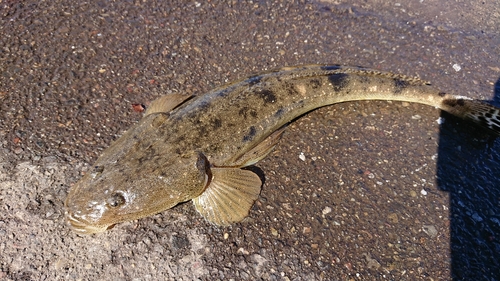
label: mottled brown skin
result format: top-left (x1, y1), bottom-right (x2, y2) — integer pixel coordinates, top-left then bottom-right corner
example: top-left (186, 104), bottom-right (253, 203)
top-left (64, 65), bottom-right (500, 234)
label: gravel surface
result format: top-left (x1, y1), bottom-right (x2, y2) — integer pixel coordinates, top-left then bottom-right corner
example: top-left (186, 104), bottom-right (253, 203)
top-left (1, 1), bottom-right (500, 280)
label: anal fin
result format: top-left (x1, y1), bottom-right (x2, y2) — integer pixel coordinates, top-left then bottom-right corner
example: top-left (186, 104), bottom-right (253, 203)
top-left (192, 167), bottom-right (262, 226)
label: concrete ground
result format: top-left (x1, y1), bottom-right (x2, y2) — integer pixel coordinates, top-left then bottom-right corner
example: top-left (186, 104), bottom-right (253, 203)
top-left (1, 1), bottom-right (499, 280)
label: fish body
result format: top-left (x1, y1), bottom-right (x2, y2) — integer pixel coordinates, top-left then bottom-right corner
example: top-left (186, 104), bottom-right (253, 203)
top-left (65, 65), bottom-right (500, 234)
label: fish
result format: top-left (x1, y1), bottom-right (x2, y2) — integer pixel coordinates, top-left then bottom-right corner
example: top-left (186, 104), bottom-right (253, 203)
top-left (64, 64), bottom-right (500, 234)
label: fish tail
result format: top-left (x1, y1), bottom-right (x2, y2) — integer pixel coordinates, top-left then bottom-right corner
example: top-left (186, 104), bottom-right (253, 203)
top-left (440, 97), bottom-right (500, 134)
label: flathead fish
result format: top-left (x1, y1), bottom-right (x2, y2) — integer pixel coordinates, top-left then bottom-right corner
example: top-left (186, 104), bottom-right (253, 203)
top-left (65, 65), bottom-right (500, 234)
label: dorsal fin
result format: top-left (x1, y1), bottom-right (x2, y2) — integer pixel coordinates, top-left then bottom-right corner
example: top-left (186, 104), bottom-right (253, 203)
top-left (144, 93), bottom-right (193, 117)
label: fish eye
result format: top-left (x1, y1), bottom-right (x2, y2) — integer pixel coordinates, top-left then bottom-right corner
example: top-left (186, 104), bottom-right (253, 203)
top-left (107, 192), bottom-right (126, 208)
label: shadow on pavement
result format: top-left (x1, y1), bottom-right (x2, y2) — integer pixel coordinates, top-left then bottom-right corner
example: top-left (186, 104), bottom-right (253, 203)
top-left (437, 77), bottom-right (500, 280)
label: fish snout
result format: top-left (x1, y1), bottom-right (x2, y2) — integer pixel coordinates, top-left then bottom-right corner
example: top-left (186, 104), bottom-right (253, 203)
top-left (64, 210), bottom-right (109, 234)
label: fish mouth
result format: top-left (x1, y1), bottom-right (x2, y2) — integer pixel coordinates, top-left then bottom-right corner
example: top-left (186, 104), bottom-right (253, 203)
top-left (65, 211), bottom-right (110, 235)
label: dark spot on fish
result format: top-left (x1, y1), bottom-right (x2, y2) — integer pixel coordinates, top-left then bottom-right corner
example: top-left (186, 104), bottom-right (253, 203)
top-left (393, 79), bottom-right (409, 94)
top-left (199, 100), bottom-right (211, 110)
top-left (212, 118), bottom-right (222, 129)
top-left (208, 144), bottom-right (220, 153)
top-left (309, 79), bottom-right (321, 89)
top-left (246, 75), bottom-right (263, 87)
top-left (243, 126), bottom-right (257, 142)
top-left (138, 147), bottom-right (157, 164)
top-left (274, 108), bottom-right (285, 118)
top-left (321, 65), bottom-right (342, 71)
top-left (197, 125), bottom-right (208, 136)
top-left (256, 89), bottom-right (277, 103)
top-left (438, 92), bottom-right (446, 97)
top-left (281, 81), bottom-right (298, 96)
top-left (442, 99), bottom-right (456, 107)
top-left (137, 156), bottom-right (145, 165)
top-left (328, 73), bottom-right (349, 92)
top-left (287, 88), bottom-right (298, 96)
top-left (478, 115), bottom-right (487, 123)
top-left (486, 112), bottom-right (493, 118)
top-left (182, 100), bottom-right (210, 121)
top-left (239, 107), bottom-right (248, 118)
top-left (216, 89), bottom-right (229, 97)
top-left (239, 107), bottom-right (258, 119)
top-left (442, 98), bottom-right (465, 107)
top-left (286, 85), bottom-right (299, 96)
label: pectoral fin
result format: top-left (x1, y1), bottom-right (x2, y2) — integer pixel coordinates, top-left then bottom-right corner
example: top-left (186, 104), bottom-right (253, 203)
top-left (192, 167), bottom-right (262, 226)
top-left (229, 126), bottom-right (287, 167)
top-left (144, 93), bottom-right (192, 116)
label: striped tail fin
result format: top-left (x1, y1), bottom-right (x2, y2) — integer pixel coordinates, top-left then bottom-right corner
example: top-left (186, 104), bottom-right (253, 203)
top-left (441, 98), bottom-right (500, 134)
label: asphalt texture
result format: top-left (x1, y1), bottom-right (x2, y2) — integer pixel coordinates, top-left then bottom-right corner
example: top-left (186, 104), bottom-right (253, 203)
top-left (1, 1), bottom-right (500, 280)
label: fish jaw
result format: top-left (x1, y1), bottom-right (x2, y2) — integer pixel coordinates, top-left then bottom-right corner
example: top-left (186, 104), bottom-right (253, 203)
top-left (64, 208), bottom-right (111, 234)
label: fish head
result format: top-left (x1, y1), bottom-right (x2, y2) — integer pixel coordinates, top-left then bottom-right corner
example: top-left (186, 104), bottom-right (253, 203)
top-left (64, 152), bottom-right (210, 234)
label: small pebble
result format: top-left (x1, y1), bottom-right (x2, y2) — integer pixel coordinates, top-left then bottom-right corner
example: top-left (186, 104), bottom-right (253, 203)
top-left (303, 226), bottom-right (311, 234)
top-left (322, 206), bottom-right (332, 215)
top-left (270, 228), bottom-right (278, 236)
top-left (387, 213), bottom-right (399, 224)
top-left (422, 225), bottom-right (438, 238)
top-left (132, 103), bottom-right (145, 112)
top-left (237, 248), bottom-right (249, 255)
top-left (299, 152), bottom-right (306, 161)
top-left (420, 189), bottom-right (427, 195)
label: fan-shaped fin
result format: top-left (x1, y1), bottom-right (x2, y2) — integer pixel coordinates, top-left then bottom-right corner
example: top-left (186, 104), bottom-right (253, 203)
top-left (192, 167), bottom-right (262, 226)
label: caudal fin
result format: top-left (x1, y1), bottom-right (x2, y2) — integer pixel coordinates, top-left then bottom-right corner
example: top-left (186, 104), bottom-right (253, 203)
top-left (441, 98), bottom-right (500, 134)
